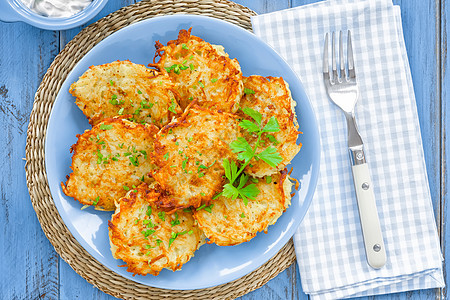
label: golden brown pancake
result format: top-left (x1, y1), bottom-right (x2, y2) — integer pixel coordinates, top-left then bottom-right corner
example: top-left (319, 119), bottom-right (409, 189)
top-left (193, 172), bottom-right (293, 246)
top-left (238, 75), bottom-right (302, 177)
top-left (62, 118), bottom-right (158, 211)
top-left (151, 28), bottom-right (243, 113)
top-left (150, 105), bottom-right (241, 211)
top-left (109, 183), bottom-right (205, 276)
top-left (70, 60), bottom-right (182, 127)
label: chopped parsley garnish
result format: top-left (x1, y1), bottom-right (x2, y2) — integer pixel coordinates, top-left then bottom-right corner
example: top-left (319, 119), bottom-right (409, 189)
top-left (118, 107), bottom-right (125, 115)
top-left (118, 143), bottom-right (124, 149)
top-left (182, 43), bottom-right (189, 50)
top-left (244, 88), bottom-right (256, 95)
top-left (158, 211), bottom-right (166, 221)
top-left (189, 63), bottom-right (194, 70)
top-left (211, 78), bottom-right (218, 83)
top-left (182, 157), bottom-right (188, 173)
top-left (140, 100), bottom-right (153, 109)
top-left (137, 90), bottom-right (142, 94)
top-left (110, 80), bottom-right (114, 86)
top-left (266, 176), bottom-right (272, 184)
top-left (141, 229), bottom-right (155, 237)
top-left (169, 230), bottom-right (190, 247)
top-left (129, 155), bottom-right (139, 166)
top-left (168, 99), bottom-right (177, 113)
top-left (109, 94), bottom-right (124, 105)
top-left (198, 81), bottom-right (205, 88)
top-left (146, 206), bottom-right (152, 217)
top-left (92, 196), bottom-right (99, 205)
top-left (170, 213), bottom-right (180, 227)
top-left (240, 213), bottom-right (246, 218)
top-left (163, 152), bottom-right (169, 160)
top-left (99, 124), bottom-right (113, 130)
top-left (123, 185), bottom-right (130, 191)
top-left (139, 150), bottom-right (147, 159)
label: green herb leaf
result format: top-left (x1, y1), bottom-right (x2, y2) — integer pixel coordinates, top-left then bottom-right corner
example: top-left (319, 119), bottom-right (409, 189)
top-left (182, 43), bottom-right (189, 50)
top-left (257, 146), bottom-right (283, 167)
top-left (211, 78), bottom-right (218, 83)
top-left (262, 116), bottom-right (280, 133)
top-left (222, 183), bottom-right (240, 200)
top-left (244, 88), bottom-right (255, 95)
top-left (241, 107), bottom-right (262, 125)
top-left (99, 124), bottom-right (113, 130)
top-left (168, 99), bottom-right (177, 113)
top-left (266, 134), bottom-right (279, 145)
top-left (266, 176), bottom-right (272, 184)
top-left (239, 120), bottom-right (260, 133)
top-left (170, 213), bottom-right (180, 227)
top-left (230, 137), bottom-right (253, 162)
top-left (158, 211), bottom-right (166, 221)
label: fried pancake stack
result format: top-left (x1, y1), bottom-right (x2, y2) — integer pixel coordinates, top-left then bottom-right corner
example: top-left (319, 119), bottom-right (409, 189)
top-left (62, 28), bottom-right (302, 276)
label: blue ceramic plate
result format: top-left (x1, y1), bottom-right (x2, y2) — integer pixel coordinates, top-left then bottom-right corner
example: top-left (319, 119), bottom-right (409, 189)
top-left (45, 15), bottom-right (320, 290)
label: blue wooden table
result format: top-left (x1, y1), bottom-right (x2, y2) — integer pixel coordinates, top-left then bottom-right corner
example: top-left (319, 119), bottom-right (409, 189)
top-left (0, 0), bottom-right (445, 299)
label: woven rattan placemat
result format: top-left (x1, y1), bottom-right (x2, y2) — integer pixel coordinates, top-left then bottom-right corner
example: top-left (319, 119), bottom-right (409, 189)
top-left (25, 0), bottom-right (297, 298)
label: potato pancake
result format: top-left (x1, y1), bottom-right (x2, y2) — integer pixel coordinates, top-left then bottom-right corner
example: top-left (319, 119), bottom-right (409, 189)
top-left (70, 60), bottom-right (182, 127)
top-left (109, 183), bottom-right (205, 276)
top-left (61, 118), bottom-right (158, 211)
top-left (150, 105), bottom-right (241, 211)
top-left (238, 76), bottom-right (302, 177)
top-left (151, 28), bottom-right (243, 113)
top-left (193, 171), bottom-right (293, 246)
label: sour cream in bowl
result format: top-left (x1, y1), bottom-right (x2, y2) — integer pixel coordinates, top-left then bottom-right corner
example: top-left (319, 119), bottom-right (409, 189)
top-left (0, 0), bottom-right (109, 30)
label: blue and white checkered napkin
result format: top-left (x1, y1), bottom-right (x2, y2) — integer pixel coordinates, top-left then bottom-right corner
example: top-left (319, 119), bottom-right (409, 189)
top-left (252, 0), bottom-right (444, 298)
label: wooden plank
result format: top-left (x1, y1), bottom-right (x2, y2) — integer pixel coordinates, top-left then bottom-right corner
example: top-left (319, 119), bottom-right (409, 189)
top-left (0, 22), bottom-right (59, 299)
top-left (234, 0), bottom-right (290, 14)
top-left (441, 0), bottom-right (449, 298)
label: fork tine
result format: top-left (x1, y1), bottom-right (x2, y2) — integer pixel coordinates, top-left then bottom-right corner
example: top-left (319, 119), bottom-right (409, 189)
top-left (347, 30), bottom-right (356, 78)
top-left (339, 30), bottom-right (345, 79)
top-left (323, 32), bottom-right (330, 80)
top-left (332, 32), bottom-right (338, 81)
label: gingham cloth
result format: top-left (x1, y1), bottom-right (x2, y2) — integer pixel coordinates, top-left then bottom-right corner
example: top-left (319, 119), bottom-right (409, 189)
top-left (251, 0), bottom-right (444, 298)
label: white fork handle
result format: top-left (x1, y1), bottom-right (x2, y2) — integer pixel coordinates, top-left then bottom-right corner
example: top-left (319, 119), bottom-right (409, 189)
top-left (351, 162), bottom-right (386, 269)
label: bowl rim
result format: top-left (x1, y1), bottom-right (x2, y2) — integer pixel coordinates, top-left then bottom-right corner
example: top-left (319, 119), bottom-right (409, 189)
top-left (5, 0), bottom-right (108, 30)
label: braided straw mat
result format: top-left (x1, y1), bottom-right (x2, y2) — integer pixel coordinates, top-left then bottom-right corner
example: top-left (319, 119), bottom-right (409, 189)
top-left (25, 0), bottom-right (297, 299)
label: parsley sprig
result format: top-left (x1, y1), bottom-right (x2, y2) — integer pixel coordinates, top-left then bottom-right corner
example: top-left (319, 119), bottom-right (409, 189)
top-left (221, 107), bottom-right (283, 205)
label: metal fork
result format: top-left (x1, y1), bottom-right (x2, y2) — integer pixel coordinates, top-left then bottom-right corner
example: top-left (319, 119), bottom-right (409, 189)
top-left (323, 31), bottom-right (386, 269)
